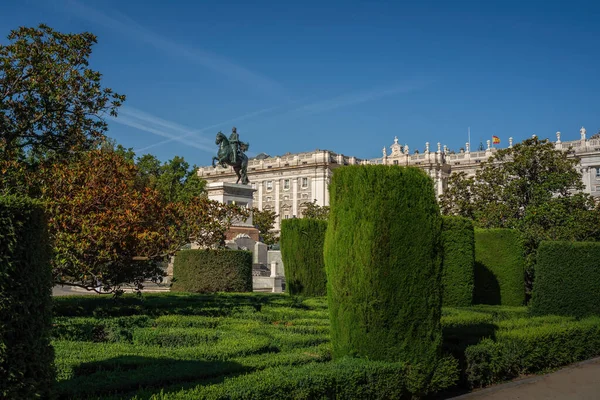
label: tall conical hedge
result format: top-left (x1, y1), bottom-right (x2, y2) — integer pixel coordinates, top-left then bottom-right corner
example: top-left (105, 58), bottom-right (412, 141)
top-left (280, 218), bottom-right (328, 296)
top-left (324, 165), bottom-right (443, 368)
top-left (441, 216), bottom-right (475, 307)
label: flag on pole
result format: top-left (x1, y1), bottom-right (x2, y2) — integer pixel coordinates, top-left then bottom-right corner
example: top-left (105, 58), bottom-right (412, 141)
top-left (492, 135), bottom-right (500, 144)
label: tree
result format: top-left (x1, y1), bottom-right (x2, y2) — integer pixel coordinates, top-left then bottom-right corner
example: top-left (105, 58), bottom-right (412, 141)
top-left (0, 24), bottom-right (125, 165)
top-left (252, 208), bottom-right (278, 245)
top-left (39, 147), bottom-right (247, 293)
top-left (301, 199), bottom-right (330, 220)
top-left (440, 137), bottom-right (600, 295)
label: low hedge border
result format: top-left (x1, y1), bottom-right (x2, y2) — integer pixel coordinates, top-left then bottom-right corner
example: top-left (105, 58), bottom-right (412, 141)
top-left (172, 249), bottom-right (252, 293)
top-left (465, 317), bottom-right (600, 387)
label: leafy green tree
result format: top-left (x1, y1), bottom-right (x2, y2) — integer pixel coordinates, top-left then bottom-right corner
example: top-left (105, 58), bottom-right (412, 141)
top-left (155, 156), bottom-right (205, 203)
top-left (440, 137), bottom-right (600, 296)
top-left (252, 208), bottom-right (278, 245)
top-left (0, 24), bottom-right (125, 168)
top-left (301, 199), bottom-right (330, 220)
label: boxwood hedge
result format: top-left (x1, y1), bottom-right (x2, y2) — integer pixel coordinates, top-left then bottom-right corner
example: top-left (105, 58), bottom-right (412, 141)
top-left (280, 218), bottom-right (328, 296)
top-left (474, 229), bottom-right (525, 306)
top-left (0, 195), bottom-right (54, 399)
top-left (441, 216), bottom-right (475, 307)
top-left (324, 165), bottom-right (443, 369)
top-left (172, 249), bottom-right (252, 293)
top-left (531, 241), bottom-right (600, 317)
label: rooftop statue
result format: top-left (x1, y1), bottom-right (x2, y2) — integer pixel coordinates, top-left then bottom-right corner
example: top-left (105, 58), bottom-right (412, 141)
top-left (212, 127), bottom-right (250, 185)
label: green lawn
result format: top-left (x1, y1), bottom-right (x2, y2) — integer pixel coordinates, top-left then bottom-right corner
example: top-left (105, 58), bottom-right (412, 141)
top-left (52, 293), bottom-right (600, 399)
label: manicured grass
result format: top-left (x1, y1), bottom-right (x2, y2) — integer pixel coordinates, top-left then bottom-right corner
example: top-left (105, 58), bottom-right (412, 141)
top-left (52, 293), bottom-right (600, 399)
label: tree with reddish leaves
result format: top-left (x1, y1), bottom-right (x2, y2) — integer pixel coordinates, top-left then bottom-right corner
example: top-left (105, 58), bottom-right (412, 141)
top-left (39, 148), bottom-right (247, 294)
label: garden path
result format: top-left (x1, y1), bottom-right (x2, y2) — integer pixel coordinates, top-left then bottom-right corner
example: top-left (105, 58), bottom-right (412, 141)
top-left (451, 357), bottom-right (600, 400)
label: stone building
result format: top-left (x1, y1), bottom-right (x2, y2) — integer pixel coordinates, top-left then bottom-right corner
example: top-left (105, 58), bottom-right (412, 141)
top-left (197, 126), bottom-right (600, 230)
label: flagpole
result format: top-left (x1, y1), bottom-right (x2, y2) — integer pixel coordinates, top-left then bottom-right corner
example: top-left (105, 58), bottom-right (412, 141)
top-left (468, 127), bottom-right (471, 149)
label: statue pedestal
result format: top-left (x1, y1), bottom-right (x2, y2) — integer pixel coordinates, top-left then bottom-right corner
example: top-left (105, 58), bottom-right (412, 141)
top-left (206, 182), bottom-right (259, 241)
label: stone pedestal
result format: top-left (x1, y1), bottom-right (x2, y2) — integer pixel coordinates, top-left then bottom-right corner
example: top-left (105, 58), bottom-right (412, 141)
top-left (206, 182), bottom-right (260, 239)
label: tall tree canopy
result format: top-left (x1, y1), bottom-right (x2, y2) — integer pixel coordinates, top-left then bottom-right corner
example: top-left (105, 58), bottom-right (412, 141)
top-left (0, 24), bottom-right (125, 162)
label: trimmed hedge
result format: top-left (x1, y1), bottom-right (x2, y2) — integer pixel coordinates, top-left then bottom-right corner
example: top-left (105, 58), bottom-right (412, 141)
top-left (473, 229), bottom-right (525, 306)
top-left (465, 317), bottom-right (600, 387)
top-left (280, 218), bottom-right (328, 296)
top-left (441, 216), bottom-right (475, 307)
top-left (531, 241), bottom-right (600, 317)
top-left (150, 356), bottom-right (460, 399)
top-left (0, 195), bottom-right (54, 398)
top-left (172, 250), bottom-right (252, 293)
top-left (324, 165), bottom-right (443, 369)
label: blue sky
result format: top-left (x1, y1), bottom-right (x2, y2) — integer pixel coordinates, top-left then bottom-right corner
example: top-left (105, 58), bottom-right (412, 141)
top-left (2, 0), bottom-right (599, 165)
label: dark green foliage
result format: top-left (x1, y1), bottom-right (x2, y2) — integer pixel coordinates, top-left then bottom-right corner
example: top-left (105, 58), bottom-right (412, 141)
top-left (280, 218), bottom-right (328, 296)
top-left (474, 229), bottom-right (525, 306)
top-left (51, 293), bottom-right (461, 399)
top-left (172, 250), bottom-right (252, 293)
top-left (441, 216), bottom-right (475, 307)
top-left (531, 241), bottom-right (600, 317)
top-left (324, 165), bottom-right (443, 368)
top-left (465, 317), bottom-right (600, 387)
top-left (0, 195), bottom-right (54, 398)
top-left (165, 356), bottom-right (459, 400)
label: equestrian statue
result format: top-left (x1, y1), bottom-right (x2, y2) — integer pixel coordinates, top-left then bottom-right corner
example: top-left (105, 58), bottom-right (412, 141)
top-left (212, 127), bottom-right (250, 185)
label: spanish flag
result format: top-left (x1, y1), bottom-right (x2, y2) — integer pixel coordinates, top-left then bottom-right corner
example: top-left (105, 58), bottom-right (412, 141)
top-left (492, 136), bottom-right (500, 144)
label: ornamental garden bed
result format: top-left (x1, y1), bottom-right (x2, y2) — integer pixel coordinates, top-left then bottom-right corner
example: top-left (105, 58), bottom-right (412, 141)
top-left (52, 293), bottom-right (600, 399)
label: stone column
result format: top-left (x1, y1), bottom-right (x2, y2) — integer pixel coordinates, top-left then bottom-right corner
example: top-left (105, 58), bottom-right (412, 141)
top-left (274, 180), bottom-right (281, 229)
top-left (257, 181), bottom-right (263, 211)
top-left (292, 178), bottom-right (298, 217)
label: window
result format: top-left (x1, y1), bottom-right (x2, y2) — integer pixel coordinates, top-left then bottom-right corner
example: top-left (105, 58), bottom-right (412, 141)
top-left (266, 181), bottom-right (273, 191)
top-left (596, 168), bottom-right (600, 177)
top-left (266, 196), bottom-right (272, 202)
top-left (393, 160), bottom-right (399, 165)
top-left (302, 193), bottom-right (309, 199)
top-left (284, 214), bottom-right (290, 219)
top-left (283, 179), bottom-right (290, 190)
top-left (302, 177), bottom-right (308, 188)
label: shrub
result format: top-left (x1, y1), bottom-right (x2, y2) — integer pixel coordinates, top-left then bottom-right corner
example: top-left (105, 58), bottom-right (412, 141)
top-left (150, 356), bottom-right (460, 399)
top-left (280, 218), bottom-right (328, 296)
top-left (0, 195), bottom-right (54, 398)
top-left (531, 241), bottom-right (600, 317)
top-left (465, 316), bottom-right (600, 387)
top-left (172, 250), bottom-right (252, 293)
top-left (324, 165), bottom-right (443, 368)
top-left (441, 216), bottom-right (475, 306)
top-left (473, 229), bottom-right (525, 306)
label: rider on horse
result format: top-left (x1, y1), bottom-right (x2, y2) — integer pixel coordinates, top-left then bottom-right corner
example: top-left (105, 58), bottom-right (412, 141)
top-left (229, 127), bottom-right (240, 164)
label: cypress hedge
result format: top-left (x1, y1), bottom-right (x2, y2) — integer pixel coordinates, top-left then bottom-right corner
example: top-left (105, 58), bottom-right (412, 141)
top-left (531, 241), bottom-right (600, 317)
top-left (473, 229), bottom-right (525, 306)
top-left (172, 250), bottom-right (252, 293)
top-left (0, 195), bottom-right (54, 399)
top-left (324, 165), bottom-right (443, 368)
top-left (441, 216), bottom-right (475, 307)
top-left (280, 218), bottom-right (328, 296)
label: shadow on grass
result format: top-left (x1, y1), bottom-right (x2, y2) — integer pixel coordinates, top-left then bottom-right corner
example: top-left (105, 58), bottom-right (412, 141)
top-left (442, 322), bottom-right (498, 394)
top-left (56, 355), bottom-right (247, 399)
top-left (52, 292), bottom-right (291, 318)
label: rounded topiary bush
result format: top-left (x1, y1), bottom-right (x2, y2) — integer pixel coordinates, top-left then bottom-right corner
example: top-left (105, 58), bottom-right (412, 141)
top-left (441, 216), bottom-right (475, 307)
top-left (324, 165), bottom-right (443, 367)
top-left (280, 218), bottom-right (328, 296)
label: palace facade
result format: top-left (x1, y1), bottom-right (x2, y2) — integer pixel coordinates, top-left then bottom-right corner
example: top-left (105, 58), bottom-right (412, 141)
top-left (197, 127), bottom-right (600, 230)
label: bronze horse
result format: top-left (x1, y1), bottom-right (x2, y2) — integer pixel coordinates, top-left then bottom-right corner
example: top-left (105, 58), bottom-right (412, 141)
top-left (212, 131), bottom-right (250, 185)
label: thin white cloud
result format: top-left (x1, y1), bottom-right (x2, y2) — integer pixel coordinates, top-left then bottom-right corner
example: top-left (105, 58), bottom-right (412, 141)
top-left (64, 0), bottom-right (285, 96)
top-left (127, 104), bottom-right (280, 153)
top-left (292, 80), bottom-right (432, 116)
top-left (113, 115), bottom-right (215, 153)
